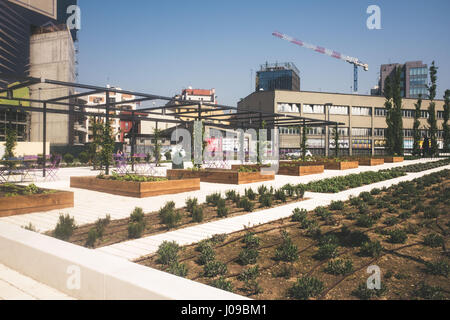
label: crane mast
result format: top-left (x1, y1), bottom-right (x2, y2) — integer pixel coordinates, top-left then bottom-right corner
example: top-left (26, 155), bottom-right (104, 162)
top-left (272, 31), bottom-right (368, 93)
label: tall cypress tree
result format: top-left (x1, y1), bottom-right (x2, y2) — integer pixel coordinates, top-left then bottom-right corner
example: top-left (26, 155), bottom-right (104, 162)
top-left (384, 67), bottom-right (404, 156)
top-left (443, 90), bottom-right (450, 153)
top-left (412, 95), bottom-right (422, 156)
top-left (427, 61), bottom-right (438, 156)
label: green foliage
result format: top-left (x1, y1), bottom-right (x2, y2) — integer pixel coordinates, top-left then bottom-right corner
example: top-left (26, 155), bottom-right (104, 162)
top-left (206, 192), bottom-right (222, 207)
top-left (63, 153), bottom-right (74, 164)
top-left (210, 277), bottom-right (233, 292)
top-left (203, 261), bottom-right (227, 278)
top-left (413, 95), bottom-right (423, 156)
top-left (273, 264), bottom-right (294, 279)
top-left (352, 282), bottom-right (387, 300)
top-left (217, 199), bottom-right (229, 218)
top-left (384, 216), bottom-right (399, 226)
top-left (238, 265), bottom-right (260, 282)
top-left (324, 258), bottom-right (353, 275)
top-left (244, 188), bottom-right (257, 201)
top-left (225, 190), bottom-right (237, 201)
top-left (157, 241), bottom-right (180, 266)
top-left (242, 232), bottom-right (260, 249)
top-left (243, 279), bottom-right (264, 295)
top-left (257, 185), bottom-right (268, 195)
top-left (291, 208), bottom-right (308, 222)
top-left (86, 228), bottom-right (98, 247)
top-left (274, 188), bottom-right (287, 202)
top-left (423, 234), bottom-right (444, 248)
top-left (192, 206), bottom-right (204, 223)
top-left (359, 241), bottom-right (383, 257)
top-left (427, 61), bottom-right (439, 156)
top-left (339, 227), bottom-right (370, 247)
top-left (424, 260), bottom-right (449, 277)
top-left (128, 221), bottom-right (145, 239)
top-left (274, 230), bottom-right (299, 262)
top-left (78, 151), bottom-right (89, 164)
top-left (288, 276), bottom-right (324, 300)
top-left (238, 197), bottom-right (254, 212)
top-left (197, 243), bottom-right (216, 265)
top-left (185, 197), bottom-right (198, 214)
top-left (330, 200), bottom-right (345, 211)
top-left (159, 201), bottom-right (181, 229)
top-left (53, 214), bottom-right (76, 240)
top-left (388, 229), bottom-right (408, 244)
top-left (384, 66), bottom-right (404, 156)
top-left (414, 282), bottom-right (444, 300)
top-left (238, 248), bottom-right (259, 265)
top-left (22, 223), bottom-right (36, 232)
top-left (314, 243), bottom-right (339, 260)
top-left (258, 193), bottom-right (273, 207)
top-left (4, 127), bottom-right (17, 160)
top-left (166, 262), bottom-right (188, 277)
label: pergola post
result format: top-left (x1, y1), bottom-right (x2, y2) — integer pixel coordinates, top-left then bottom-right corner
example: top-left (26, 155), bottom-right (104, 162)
top-left (105, 91), bottom-right (110, 175)
top-left (131, 110), bottom-right (136, 172)
top-left (42, 102), bottom-right (47, 178)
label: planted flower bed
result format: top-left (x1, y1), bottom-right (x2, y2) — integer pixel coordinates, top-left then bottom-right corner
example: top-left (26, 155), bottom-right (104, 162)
top-left (166, 168), bottom-right (274, 184)
top-left (54, 184), bottom-right (308, 249)
top-left (139, 169), bottom-right (450, 300)
top-left (355, 158), bottom-right (385, 166)
top-left (0, 183), bottom-right (74, 217)
top-left (70, 173), bottom-right (200, 198)
top-left (383, 156), bottom-right (404, 163)
top-left (278, 163), bottom-right (324, 176)
top-left (399, 158), bottom-right (450, 173)
top-left (318, 160), bottom-right (359, 171)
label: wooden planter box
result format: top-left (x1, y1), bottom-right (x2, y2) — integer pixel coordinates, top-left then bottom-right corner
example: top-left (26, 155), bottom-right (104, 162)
top-left (321, 161), bottom-right (359, 170)
top-left (0, 190), bottom-right (74, 217)
top-left (278, 165), bottom-right (324, 176)
top-left (383, 156), bottom-right (404, 163)
top-left (231, 164), bottom-right (271, 171)
top-left (166, 169), bottom-right (274, 184)
top-left (70, 176), bottom-right (200, 198)
top-left (357, 158), bottom-right (385, 166)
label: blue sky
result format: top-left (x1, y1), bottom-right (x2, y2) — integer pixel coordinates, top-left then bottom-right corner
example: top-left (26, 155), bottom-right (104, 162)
top-left (77, 0), bottom-right (450, 106)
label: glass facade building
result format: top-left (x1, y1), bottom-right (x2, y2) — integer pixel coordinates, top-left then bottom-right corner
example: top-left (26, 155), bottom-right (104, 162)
top-left (256, 62), bottom-right (300, 92)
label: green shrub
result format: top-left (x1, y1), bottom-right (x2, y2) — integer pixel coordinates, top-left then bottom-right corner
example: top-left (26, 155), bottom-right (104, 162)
top-left (405, 223), bottom-right (420, 235)
top-left (273, 264), bottom-right (293, 279)
top-left (54, 214), bottom-right (76, 240)
top-left (238, 265), bottom-right (260, 282)
top-left (157, 241), bottom-right (180, 266)
top-left (243, 279), bottom-right (263, 295)
top-left (414, 282), bottom-right (444, 300)
top-left (359, 241), bottom-right (383, 257)
top-left (217, 203), bottom-right (229, 218)
top-left (185, 197), bottom-right (198, 214)
top-left (274, 230), bottom-right (299, 262)
top-left (356, 215), bottom-right (375, 228)
top-left (95, 214), bottom-right (111, 238)
top-left (274, 188), bottom-right (287, 202)
top-left (293, 184), bottom-right (306, 199)
top-left (424, 260), bottom-right (449, 277)
top-left (423, 207), bottom-right (440, 219)
top-left (203, 261), bottom-right (227, 278)
top-left (258, 193), bottom-right (273, 207)
top-left (128, 221), bottom-right (145, 239)
top-left (197, 243), bottom-right (216, 265)
top-left (63, 153), bottom-right (74, 164)
top-left (329, 200), bottom-right (345, 211)
top-left (159, 201), bottom-right (181, 229)
top-left (339, 227), bottom-right (370, 247)
top-left (423, 234), bottom-right (444, 248)
top-left (358, 203), bottom-right (370, 215)
top-left (399, 211), bottom-right (412, 219)
top-left (78, 151), bottom-right (89, 164)
top-left (130, 207), bottom-right (145, 223)
top-left (206, 192), bottom-right (222, 207)
top-left (315, 206), bottom-right (332, 220)
top-left (192, 206), bottom-right (204, 223)
top-left (314, 243), bottom-right (339, 260)
top-left (384, 216), bottom-right (399, 226)
top-left (388, 229), bottom-right (408, 244)
top-left (324, 258), bottom-right (353, 275)
top-left (257, 185), bottom-right (267, 195)
top-left (239, 197), bottom-right (254, 212)
top-left (291, 208), bottom-right (307, 222)
top-left (370, 188), bottom-right (381, 195)
top-left (225, 190), bottom-right (237, 201)
top-left (167, 262), bottom-right (188, 277)
top-left (245, 188), bottom-right (257, 201)
top-left (210, 277), bottom-right (233, 292)
top-left (86, 228), bottom-right (98, 247)
top-left (288, 276), bottom-right (324, 300)
top-left (243, 232), bottom-right (260, 249)
top-left (352, 282), bottom-right (387, 300)
top-left (238, 248), bottom-right (259, 265)
top-left (359, 191), bottom-right (374, 202)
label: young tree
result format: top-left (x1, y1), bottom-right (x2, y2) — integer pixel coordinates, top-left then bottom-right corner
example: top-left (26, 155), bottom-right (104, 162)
top-left (427, 61), bottom-right (439, 156)
top-left (384, 67), bottom-right (404, 156)
top-left (153, 127), bottom-right (162, 167)
top-left (412, 95), bottom-right (423, 156)
top-left (100, 120), bottom-right (115, 175)
top-left (4, 127), bottom-right (17, 160)
top-left (333, 125), bottom-right (340, 157)
top-left (443, 90), bottom-right (450, 153)
top-left (300, 125), bottom-right (308, 161)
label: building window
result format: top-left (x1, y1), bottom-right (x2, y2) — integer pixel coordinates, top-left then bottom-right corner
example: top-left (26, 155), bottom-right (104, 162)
top-left (329, 105), bottom-right (349, 115)
top-left (352, 128), bottom-right (372, 137)
top-left (437, 111), bottom-right (445, 119)
top-left (336, 127), bottom-right (349, 136)
top-left (352, 106), bottom-right (372, 116)
top-left (402, 109), bottom-right (415, 118)
top-left (374, 108), bottom-right (387, 117)
top-left (403, 129), bottom-right (414, 137)
top-left (374, 128), bottom-right (386, 137)
top-left (307, 127), bottom-right (325, 135)
top-left (303, 104), bottom-right (324, 114)
top-left (437, 130), bottom-right (444, 138)
top-left (277, 103), bottom-right (300, 113)
top-left (420, 110), bottom-right (429, 119)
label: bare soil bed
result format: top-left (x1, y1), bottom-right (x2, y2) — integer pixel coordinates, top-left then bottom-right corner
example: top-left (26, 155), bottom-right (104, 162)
top-left (139, 170), bottom-right (450, 300)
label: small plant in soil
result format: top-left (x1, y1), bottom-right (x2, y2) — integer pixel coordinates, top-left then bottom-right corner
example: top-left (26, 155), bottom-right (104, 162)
top-left (273, 263), bottom-right (294, 279)
top-left (243, 279), bottom-right (263, 295)
top-left (239, 197), bottom-right (254, 212)
top-left (414, 282), bottom-right (444, 300)
top-left (405, 223), bottom-right (420, 235)
top-left (185, 197), bottom-right (198, 214)
top-left (339, 226), bottom-right (370, 247)
top-left (238, 265), bottom-right (260, 282)
top-left (288, 276), bottom-right (324, 300)
top-left (424, 260), bottom-right (449, 277)
top-left (356, 215), bottom-right (375, 228)
top-left (274, 230), bottom-right (299, 262)
top-left (238, 247), bottom-right (259, 265)
top-left (329, 200), bottom-right (345, 211)
top-left (128, 207), bottom-right (146, 239)
top-left (352, 282), bottom-right (387, 300)
top-left (244, 188), bottom-right (257, 201)
top-left (314, 243), bottom-right (339, 260)
top-left (166, 262), bottom-right (188, 277)
top-left (159, 201), bottom-right (181, 229)
top-left (210, 277), bottom-right (233, 292)
top-left (274, 188), bottom-right (287, 203)
top-left (315, 206), bottom-right (332, 221)
top-left (206, 192), bottom-right (222, 207)
top-left (258, 193), bottom-right (273, 208)
top-left (203, 261), bottom-right (227, 278)
top-left (257, 185), bottom-right (268, 195)
top-left (388, 229), bottom-right (408, 244)
top-left (217, 199), bottom-right (229, 218)
top-left (197, 243), bottom-right (216, 265)
top-left (242, 232), bottom-right (260, 249)
top-left (291, 208), bottom-right (307, 222)
top-left (54, 214), bottom-right (76, 240)
top-left (324, 258), bottom-right (354, 275)
top-left (359, 240), bottom-right (383, 257)
top-left (86, 228), bottom-right (98, 247)
top-left (423, 206), bottom-right (440, 219)
top-left (157, 241), bottom-right (180, 266)
top-left (192, 206), bottom-right (204, 223)
top-left (384, 216), bottom-right (399, 226)
top-left (423, 234), bottom-right (444, 248)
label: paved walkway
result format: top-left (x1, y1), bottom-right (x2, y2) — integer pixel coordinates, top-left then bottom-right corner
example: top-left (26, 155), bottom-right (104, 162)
top-left (96, 163), bottom-right (450, 261)
top-left (0, 159), bottom-right (435, 233)
top-left (0, 263), bottom-right (74, 300)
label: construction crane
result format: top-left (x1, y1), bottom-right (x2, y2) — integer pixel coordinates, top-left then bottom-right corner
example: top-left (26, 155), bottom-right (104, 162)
top-left (272, 31), bottom-right (369, 93)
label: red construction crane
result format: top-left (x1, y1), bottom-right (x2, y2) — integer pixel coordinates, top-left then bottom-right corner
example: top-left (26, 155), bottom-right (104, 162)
top-left (272, 31), bottom-right (369, 93)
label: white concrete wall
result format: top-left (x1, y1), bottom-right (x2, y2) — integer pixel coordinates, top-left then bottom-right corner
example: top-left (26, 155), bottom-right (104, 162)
top-left (0, 222), bottom-right (247, 300)
top-left (0, 142), bottom-right (50, 158)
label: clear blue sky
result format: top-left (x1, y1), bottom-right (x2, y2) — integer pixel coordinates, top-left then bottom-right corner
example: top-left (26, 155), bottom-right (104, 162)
top-left (77, 0), bottom-right (450, 106)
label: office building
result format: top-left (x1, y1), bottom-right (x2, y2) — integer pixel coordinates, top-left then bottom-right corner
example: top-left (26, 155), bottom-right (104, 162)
top-left (256, 62), bottom-right (300, 92)
top-left (238, 90), bottom-right (446, 156)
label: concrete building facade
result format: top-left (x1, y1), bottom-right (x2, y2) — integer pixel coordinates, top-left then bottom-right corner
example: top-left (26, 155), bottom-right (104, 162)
top-left (238, 90), bottom-right (446, 156)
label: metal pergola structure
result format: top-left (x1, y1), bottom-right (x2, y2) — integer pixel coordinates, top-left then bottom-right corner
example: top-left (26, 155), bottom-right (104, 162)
top-left (0, 73), bottom-right (343, 176)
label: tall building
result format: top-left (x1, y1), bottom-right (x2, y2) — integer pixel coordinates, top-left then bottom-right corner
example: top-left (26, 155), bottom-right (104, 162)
top-left (238, 90), bottom-right (446, 156)
top-left (256, 62), bottom-right (300, 92)
top-left (0, 0), bottom-right (79, 145)
top-left (374, 61), bottom-right (428, 99)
